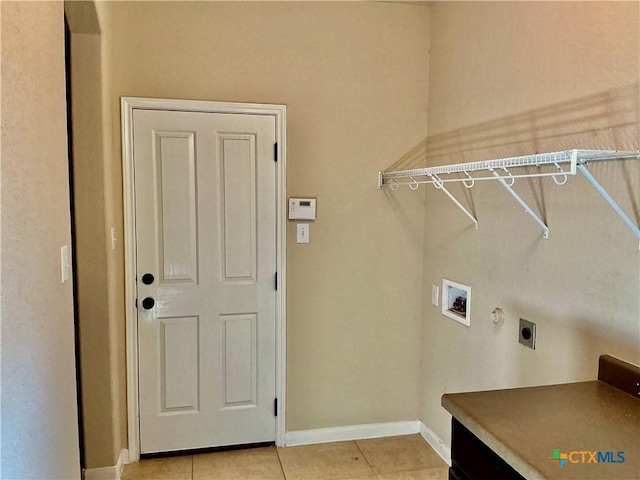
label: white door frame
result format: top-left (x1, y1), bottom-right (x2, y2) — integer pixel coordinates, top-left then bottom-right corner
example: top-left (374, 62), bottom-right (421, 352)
top-left (121, 97), bottom-right (287, 462)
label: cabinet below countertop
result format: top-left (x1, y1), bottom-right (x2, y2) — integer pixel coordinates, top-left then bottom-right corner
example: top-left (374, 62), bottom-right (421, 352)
top-left (442, 355), bottom-right (640, 480)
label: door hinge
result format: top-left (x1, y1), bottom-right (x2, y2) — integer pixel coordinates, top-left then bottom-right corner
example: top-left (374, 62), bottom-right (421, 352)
top-left (274, 142), bottom-right (278, 162)
top-left (275, 272), bottom-right (278, 291)
top-left (274, 398), bottom-right (278, 416)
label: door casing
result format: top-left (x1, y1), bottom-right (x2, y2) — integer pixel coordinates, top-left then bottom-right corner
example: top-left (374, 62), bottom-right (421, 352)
top-left (121, 97), bottom-right (287, 462)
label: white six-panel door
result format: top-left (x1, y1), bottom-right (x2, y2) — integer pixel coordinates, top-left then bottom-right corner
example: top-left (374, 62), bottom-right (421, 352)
top-left (133, 109), bottom-right (277, 454)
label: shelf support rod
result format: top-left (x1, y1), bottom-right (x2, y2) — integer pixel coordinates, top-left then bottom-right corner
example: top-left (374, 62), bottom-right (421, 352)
top-left (577, 163), bottom-right (640, 250)
top-left (429, 174), bottom-right (478, 229)
top-left (489, 168), bottom-right (549, 239)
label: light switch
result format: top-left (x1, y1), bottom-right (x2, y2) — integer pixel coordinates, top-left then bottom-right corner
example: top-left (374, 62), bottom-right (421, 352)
top-left (60, 245), bottom-right (70, 283)
top-left (431, 285), bottom-right (439, 306)
top-left (297, 224), bottom-right (310, 244)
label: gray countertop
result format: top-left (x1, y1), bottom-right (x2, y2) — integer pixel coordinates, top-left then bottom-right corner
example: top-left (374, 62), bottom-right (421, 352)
top-left (442, 381), bottom-right (639, 479)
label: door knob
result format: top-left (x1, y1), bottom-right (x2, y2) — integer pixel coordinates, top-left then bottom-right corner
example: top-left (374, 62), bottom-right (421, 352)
top-left (142, 273), bottom-right (155, 285)
top-left (142, 297), bottom-right (155, 310)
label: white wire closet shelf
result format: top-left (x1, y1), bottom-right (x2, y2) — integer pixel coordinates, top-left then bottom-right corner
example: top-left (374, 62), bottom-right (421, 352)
top-left (378, 149), bottom-right (640, 249)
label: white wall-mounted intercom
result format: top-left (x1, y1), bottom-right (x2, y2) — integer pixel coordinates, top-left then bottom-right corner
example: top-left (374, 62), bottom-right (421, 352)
top-left (288, 198), bottom-right (317, 220)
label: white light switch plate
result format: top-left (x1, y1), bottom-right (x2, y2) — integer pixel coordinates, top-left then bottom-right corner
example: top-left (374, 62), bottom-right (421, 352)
top-left (61, 245), bottom-right (70, 283)
top-left (431, 285), bottom-right (439, 306)
top-left (110, 227), bottom-right (117, 250)
top-left (297, 224), bottom-right (309, 244)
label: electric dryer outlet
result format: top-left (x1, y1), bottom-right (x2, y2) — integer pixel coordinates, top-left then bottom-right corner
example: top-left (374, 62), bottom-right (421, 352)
top-left (519, 318), bottom-right (536, 349)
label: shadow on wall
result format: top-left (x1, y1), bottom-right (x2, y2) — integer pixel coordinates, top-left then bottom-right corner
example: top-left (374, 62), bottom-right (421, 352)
top-left (383, 83), bottom-right (640, 231)
top-left (384, 82), bottom-right (639, 172)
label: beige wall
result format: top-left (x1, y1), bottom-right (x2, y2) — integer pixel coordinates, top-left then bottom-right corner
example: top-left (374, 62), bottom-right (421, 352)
top-left (96, 1), bottom-right (130, 460)
top-left (65, 0), bottom-right (128, 468)
top-left (420, 1), bottom-right (640, 447)
top-left (0, 1), bottom-right (81, 478)
top-left (70, 31), bottom-right (114, 469)
top-left (77, 1), bottom-right (430, 463)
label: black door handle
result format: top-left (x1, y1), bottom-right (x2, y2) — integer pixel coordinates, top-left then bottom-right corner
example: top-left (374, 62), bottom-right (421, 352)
top-left (142, 273), bottom-right (155, 285)
top-left (142, 297), bottom-right (155, 310)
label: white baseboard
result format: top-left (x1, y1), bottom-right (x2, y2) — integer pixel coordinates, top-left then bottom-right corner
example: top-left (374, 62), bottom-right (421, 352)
top-left (419, 422), bottom-right (451, 466)
top-left (83, 449), bottom-right (129, 480)
top-left (116, 449), bottom-right (130, 478)
top-left (285, 420), bottom-right (420, 447)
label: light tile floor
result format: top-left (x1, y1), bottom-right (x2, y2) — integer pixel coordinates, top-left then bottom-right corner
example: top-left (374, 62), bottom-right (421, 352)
top-left (122, 434), bottom-right (449, 480)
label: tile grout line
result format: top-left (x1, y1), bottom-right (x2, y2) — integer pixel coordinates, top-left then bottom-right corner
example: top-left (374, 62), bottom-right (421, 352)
top-left (275, 446), bottom-right (288, 479)
top-left (353, 440), bottom-right (379, 478)
top-left (354, 436), bottom-right (449, 480)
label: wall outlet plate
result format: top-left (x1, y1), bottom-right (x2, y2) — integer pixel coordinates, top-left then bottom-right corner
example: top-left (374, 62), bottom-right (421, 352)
top-left (519, 318), bottom-right (536, 349)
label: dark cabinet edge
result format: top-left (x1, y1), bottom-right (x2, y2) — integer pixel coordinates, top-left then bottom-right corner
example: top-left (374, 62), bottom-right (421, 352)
top-left (450, 418), bottom-right (526, 480)
top-left (598, 354), bottom-right (640, 399)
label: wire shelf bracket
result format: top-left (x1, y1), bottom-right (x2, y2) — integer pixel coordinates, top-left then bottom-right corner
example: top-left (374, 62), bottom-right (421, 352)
top-left (577, 163), bottom-right (640, 251)
top-left (378, 149), bottom-right (640, 248)
top-left (430, 173), bottom-right (478, 229)
top-left (489, 167), bottom-right (550, 239)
